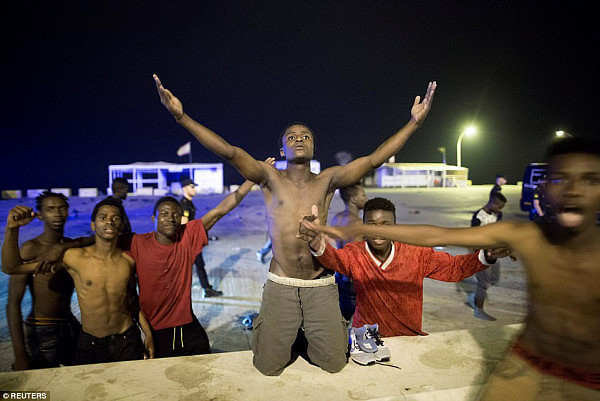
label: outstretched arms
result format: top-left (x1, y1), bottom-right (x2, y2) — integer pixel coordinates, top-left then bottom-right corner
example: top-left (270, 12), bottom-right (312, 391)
top-left (302, 218), bottom-right (519, 250)
top-left (331, 81), bottom-right (437, 188)
top-left (153, 74), bottom-right (267, 184)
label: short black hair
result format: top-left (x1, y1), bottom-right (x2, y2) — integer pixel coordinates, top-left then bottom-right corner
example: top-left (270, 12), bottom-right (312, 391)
top-left (339, 184), bottom-right (362, 204)
top-left (278, 122), bottom-right (316, 150)
top-left (363, 197), bottom-right (396, 222)
top-left (92, 197), bottom-right (125, 222)
top-left (545, 136), bottom-right (600, 161)
top-left (35, 191), bottom-right (68, 211)
top-left (112, 177), bottom-right (129, 188)
top-left (153, 196), bottom-right (182, 216)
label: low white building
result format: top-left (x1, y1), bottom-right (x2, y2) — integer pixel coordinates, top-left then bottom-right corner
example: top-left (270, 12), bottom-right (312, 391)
top-left (108, 162), bottom-right (224, 195)
top-left (364, 163), bottom-right (469, 188)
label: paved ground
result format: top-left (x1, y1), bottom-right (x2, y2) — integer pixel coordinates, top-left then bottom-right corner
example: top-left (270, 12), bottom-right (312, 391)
top-left (0, 185), bottom-right (528, 372)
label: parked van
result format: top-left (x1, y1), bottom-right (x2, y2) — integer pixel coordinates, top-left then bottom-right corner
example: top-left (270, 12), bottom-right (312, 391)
top-left (520, 162), bottom-right (547, 212)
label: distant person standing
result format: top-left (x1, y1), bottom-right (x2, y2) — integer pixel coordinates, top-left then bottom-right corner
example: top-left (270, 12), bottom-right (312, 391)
top-left (490, 174), bottom-right (507, 199)
top-left (465, 191), bottom-right (507, 321)
top-left (110, 177), bottom-right (132, 234)
top-left (330, 184), bottom-right (367, 322)
top-left (531, 180), bottom-right (546, 221)
top-left (179, 177), bottom-right (222, 297)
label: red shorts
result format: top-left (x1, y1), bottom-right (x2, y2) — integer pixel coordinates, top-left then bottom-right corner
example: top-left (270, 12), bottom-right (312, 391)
top-left (512, 341), bottom-right (600, 390)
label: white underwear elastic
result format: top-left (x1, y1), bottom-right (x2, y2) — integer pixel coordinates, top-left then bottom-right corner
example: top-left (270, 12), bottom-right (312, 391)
top-left (267, 272), bottom-right (336, 287)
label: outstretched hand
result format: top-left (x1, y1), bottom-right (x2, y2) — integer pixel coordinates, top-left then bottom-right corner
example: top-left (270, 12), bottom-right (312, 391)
top-left (153, 74), bottom-right (185, 121)
top-left (297, 205), bottom-right (325, 250)
top-left (486, 248), bottom-right (517, 261)
top-left (410, 81), bottom-right (437, 126)
top-left (6, 206), bottom-right (36, 229)
top-left (301, 218), bottom-right (363, 244)
top-left (263, 157), bottom-right (276, 167)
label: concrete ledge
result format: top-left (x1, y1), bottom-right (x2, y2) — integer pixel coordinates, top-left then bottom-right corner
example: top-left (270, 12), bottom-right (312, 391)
top-left (1, 190), bottom-right (22, 199)
top-left (0, 324), bottom-right (523, 401)
top-left (78, 188), bottom-right (98, 197)
top-left (135, 187), bottom-right (154, 196)
top-left (26, 189), bottom-right (46, 198)
top-left (50, 188), bottom-right (71, 197)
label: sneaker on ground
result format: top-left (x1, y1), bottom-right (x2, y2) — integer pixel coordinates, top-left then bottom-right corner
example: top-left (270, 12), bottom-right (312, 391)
top-left (255, 251), bottom-right (266, 263)
top-left (349, 328), bottom-right (376, 366)
top-left (364, 324), bottom-right (391, 362)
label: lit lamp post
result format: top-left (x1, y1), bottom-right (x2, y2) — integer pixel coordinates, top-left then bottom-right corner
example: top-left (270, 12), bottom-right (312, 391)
top-left (555, 130), bottom-right (572, 138)
top-left (456, 125), bottom-right (476, 167)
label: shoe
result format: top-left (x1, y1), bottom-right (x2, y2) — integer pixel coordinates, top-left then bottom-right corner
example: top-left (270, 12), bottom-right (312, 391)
top-left (465, 293), bottom-right (476, 310)
top-left (364, 324), bottom-right (391, 362)
top-left (204, 287), bottom-right (223, 297)
top-left (349, 327), bottom-right (377, 365)
top-left (474, 307), bottom-right (496, 321)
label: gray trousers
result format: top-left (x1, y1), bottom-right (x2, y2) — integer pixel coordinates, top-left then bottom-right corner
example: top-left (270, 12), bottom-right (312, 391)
top-left (252, 274), bottom-right (348, 376)
top-left (475, 262), bottom-right (500, 302)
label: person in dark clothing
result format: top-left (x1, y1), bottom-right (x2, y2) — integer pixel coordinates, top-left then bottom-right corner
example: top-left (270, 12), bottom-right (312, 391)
top-left (180, 177), bottom-right (222, 297)
top-left (489, 174), bottom-right (507, 199)
top-left (465, 191), bottom-right (508, 321)
top-left (110, 177), bottom-right (132, 234)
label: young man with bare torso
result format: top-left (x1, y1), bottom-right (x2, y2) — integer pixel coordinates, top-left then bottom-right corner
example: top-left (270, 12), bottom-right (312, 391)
top-left (303, 136), bottom-right (600, 400)
top-left (5, 191), bottom-right (88, 369)
top-left (153, 74), bottom-right (436, 375)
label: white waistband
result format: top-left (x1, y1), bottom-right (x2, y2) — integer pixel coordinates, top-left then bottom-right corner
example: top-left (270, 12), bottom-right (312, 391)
top-left (267, 272), bottom-right (336, 287)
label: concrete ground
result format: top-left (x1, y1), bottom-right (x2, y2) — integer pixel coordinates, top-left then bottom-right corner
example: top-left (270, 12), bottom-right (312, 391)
top-left (0, 185), bottom-right (528, 372)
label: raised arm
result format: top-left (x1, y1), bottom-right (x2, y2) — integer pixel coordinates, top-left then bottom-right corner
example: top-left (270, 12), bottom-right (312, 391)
top-left (201, 157), bottom-right (275, 231)
top-left (331, 81), bottom-right (437, 187)
top-left (2, 206), bottom-right (39, 275)
top-left (153, 74), bottom-right (267, 184)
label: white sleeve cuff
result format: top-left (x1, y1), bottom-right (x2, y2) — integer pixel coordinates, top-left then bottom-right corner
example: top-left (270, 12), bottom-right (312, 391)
top-left (478, 249), bottom-right (493, 265)
top-left (309, 239), bottom-right (326, 257)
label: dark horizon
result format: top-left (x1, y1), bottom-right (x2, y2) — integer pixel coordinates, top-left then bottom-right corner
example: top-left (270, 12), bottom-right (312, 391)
top-left (2, 1), bottom-right (598, 193)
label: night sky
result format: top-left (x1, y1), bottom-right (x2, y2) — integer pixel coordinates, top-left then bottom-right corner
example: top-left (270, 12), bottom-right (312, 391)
top-left (2, 1), bottom-right (598, 192)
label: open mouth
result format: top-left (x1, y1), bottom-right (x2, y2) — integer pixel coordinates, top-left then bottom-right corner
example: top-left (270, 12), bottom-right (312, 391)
top-left (556, 205), bottom-right (585, 228)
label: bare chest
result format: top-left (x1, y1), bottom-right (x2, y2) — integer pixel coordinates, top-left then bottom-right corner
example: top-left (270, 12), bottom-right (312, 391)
top-left (71, 260), bottom-right (132, 294)
top-left (526, 248), bottom-right (600, 307)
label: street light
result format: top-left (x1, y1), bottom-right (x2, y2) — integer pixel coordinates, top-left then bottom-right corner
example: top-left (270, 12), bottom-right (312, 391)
top-left (555, 130), bottom-right (572, 138)
top-left (456, 125), bottom-right (476, 167)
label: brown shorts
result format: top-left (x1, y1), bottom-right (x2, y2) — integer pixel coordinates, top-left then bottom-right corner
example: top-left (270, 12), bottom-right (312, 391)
top-left (251, 273), bottom-right (348, 376)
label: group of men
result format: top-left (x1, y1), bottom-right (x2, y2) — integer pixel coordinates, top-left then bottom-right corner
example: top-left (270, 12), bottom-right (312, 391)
top-left (1, 74), bottom-right (598, 400)
top-left (3, 175), bottom-right (258, 365)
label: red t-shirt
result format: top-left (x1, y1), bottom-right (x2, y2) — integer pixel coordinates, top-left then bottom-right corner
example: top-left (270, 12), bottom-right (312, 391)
top-left (317, 241), bottom-right (487, 336)
top-left (128, 219), bottom-right (208, 330)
